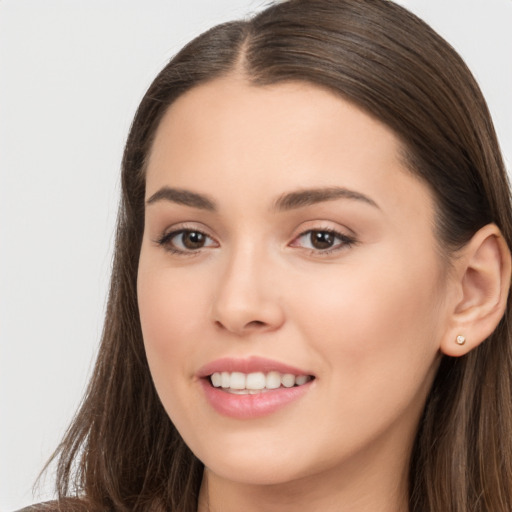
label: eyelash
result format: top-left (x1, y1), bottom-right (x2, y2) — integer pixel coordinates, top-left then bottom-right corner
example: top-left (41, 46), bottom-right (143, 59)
top-left (155, 228), bottom-right (218, 255)
top-left (155, 227), bottom-right (356, 256)
top-left (291, 228), bottom-right (356, 255)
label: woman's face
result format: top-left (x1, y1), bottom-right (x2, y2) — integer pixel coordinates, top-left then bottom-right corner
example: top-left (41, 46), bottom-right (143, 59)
top-left (138, 77), bottom-right (452, 489)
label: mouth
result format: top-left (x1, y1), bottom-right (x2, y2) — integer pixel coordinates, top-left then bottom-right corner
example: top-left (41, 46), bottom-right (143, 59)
top-left (197, 357), bottom-right (315, 417)
top-left (208, 371), bottom-right (314, 395)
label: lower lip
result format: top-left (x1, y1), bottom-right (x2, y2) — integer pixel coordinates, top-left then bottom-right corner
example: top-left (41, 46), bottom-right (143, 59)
top-left (200, 379), bottom-right (313, 419)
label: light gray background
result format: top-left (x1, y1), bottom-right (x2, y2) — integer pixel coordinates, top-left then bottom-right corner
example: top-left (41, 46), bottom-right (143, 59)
top-left (1, 1), bottom-right (511, 510)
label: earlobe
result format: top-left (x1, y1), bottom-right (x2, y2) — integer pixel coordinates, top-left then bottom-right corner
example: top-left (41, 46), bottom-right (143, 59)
top-left (440, 224), bottom-right (511, 357)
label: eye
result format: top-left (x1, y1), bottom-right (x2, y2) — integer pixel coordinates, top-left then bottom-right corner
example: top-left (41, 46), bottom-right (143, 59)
top-left (156, 229), bottom-right (218, 254)
top-left (290, 229), bottom-right (355, 253)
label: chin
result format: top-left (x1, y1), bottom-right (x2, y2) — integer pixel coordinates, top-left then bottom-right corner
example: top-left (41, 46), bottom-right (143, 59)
top-left (204, 457), bottom-right (307, 486)
top-left (192, 431), bottom-right (335, 488)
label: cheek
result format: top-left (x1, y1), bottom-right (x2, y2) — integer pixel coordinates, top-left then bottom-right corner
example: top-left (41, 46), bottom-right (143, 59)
top-left (137, 264), bottom-right (214, 439)
top-left (289, 254), bottom-right (444, 390)
top-left (278, 257), bottom-right (444, 458)
top-left (137, 265), bottom-right (209, 381)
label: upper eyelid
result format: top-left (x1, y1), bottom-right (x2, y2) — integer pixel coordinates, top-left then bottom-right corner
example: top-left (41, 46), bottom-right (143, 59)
top-left (291, 222), bottom-right (355, 240)
top-left (288, 215), bottom-right (356, 234)
top-left (292, 228), bottom-right (355, 244)
top-left (158, 227), bottom-right (216, 243)
top-left (157, 221), bottom-right (215, 238)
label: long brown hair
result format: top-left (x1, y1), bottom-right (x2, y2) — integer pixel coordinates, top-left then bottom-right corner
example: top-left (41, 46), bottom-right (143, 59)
top-left (44, 1), bottom-right (512, 510)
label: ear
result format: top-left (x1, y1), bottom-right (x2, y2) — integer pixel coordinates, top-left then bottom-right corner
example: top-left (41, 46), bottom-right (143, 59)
top-left (441, 223), bottom-right (511, 357)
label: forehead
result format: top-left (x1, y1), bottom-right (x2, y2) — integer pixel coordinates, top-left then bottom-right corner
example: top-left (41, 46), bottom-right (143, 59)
top-left (146, 76), bottom-right (433, 223)
top-left (148, 77), bottom-right (402, 169)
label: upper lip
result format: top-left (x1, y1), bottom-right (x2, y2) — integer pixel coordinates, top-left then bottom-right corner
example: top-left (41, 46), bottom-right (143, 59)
top-left (197, 356), bottom-right (313, 378)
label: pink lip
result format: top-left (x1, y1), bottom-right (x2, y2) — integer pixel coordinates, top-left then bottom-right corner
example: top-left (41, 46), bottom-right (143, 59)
top-left (197, 356), bottom-right (312, 378)
top-left (197, 356), bottom-right (314, 419)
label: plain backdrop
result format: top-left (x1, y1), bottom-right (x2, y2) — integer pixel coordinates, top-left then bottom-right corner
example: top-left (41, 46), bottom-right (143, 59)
top-left (1, 1), bottom-right (511, 510)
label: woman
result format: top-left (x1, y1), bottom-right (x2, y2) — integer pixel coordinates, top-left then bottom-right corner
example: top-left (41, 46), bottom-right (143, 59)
top-left (25, 0), bottom-right (512, 510)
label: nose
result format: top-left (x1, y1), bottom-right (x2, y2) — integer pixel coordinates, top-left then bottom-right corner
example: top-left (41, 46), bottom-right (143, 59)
top-left (211, 246), bottom-right (285, 336)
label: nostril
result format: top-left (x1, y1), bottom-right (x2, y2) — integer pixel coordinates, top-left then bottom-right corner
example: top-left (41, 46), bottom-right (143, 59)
top-left (214, 319), bottom-right (267, 333)
top-left (247, 320), bottom-right (266, 328)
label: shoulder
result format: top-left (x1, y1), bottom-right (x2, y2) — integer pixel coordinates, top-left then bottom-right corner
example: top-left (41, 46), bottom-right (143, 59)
top-left (15, 504), bottom-right (57, 512)
top-left (14, 499), bottom-right (92, 512)
top-left (15, 505), bottom-right (57, 512)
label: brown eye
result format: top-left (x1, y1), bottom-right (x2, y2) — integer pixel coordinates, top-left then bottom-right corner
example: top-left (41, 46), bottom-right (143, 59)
top-left (310, 231), bottom-right (335, 250)
top-left (290, 229), bottom-right (356, 254)
top-left (181, 231), bottom-right (207, 249)
top-left (157, 229), bottom-right (218, 253)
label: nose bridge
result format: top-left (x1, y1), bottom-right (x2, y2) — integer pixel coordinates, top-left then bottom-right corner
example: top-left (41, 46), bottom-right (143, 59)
top-left (211, 237), bottom-right (284, 334)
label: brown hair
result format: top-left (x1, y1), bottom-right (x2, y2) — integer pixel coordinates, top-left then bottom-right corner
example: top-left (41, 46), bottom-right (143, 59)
top-left (43, 1), bottom-right (512, 510)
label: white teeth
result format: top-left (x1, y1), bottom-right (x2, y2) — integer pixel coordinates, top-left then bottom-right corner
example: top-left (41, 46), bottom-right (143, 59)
top-left (266, 371), bottom-right (281, 389)
top-left (230, 372), bottom-right (246, 390)
top-left (210, 371), bottom-right (312, 391)
top-left (295, 375), bottom-right (308, 386)
top-left (246, 372), bottom-right (266, 390)
top-left (211, 372), bottom-right (222, 387)
top-left (281, 373), bottom-right (295, 388)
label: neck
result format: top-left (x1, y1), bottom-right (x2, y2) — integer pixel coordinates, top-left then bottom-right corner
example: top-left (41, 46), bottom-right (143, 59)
top-left (197, 437), bottom-right (411, 512)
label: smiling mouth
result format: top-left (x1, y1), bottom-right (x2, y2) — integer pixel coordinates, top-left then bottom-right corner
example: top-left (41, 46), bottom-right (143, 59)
top-left (209, 371), bottom-right (314, 395)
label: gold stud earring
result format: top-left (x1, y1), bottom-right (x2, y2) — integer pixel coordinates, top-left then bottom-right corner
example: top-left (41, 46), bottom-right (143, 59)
top-left (456, 335), bottom-right (466, 345)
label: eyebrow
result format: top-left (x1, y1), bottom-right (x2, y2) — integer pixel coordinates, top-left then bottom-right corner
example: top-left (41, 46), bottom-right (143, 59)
top-left (145, 185), bottom-right (379, 212)
top-left (273, 187), bottom-right (379, 211)
top-left (146, 187), bottom-right (217, 211)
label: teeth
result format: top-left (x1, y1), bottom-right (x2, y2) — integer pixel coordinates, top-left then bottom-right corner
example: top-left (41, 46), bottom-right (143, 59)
top-left (295, 375), bottom-right (308, 386)
top-left (266, 371), bottom-right (281, 390)
top-left (210, 371), bottom-right (312, 391)
top-left (281, 374), bottom-right (295, 388)
top-left (211, 372), bottom-right (222, 387)
top-left (230, 372), bottom-right (246, 390)
top-left (246, 372), bottom-right (266, 389)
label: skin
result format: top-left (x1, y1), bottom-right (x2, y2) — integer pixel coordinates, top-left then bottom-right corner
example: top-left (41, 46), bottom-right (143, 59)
top-left (137, 76), bottom-right (472, 511)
